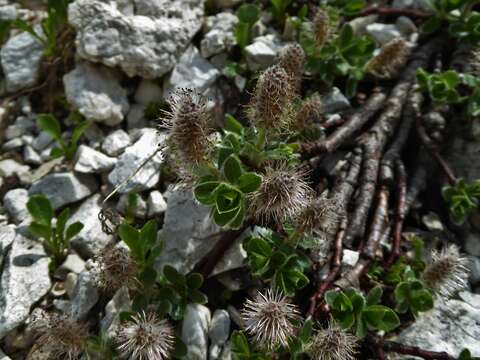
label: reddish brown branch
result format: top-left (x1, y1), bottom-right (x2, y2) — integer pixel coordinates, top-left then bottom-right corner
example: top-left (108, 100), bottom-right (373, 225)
top-left (381, 340), bottom-right (456, 360)
top-left (359, 4), bottom-right (433, 18)
top-left (385, 161), bottom-right (407, 269)
top-left (302, 90), bottom-right (387, 155)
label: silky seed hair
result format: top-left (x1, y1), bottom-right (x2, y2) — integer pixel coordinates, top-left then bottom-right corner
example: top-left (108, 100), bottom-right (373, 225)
top-left (247, 65), bottom-right (297, 130)
top-left (115, 311), bottom-right (175, 360)
top-left (364, 38), bottom-right (411, 79)
top-left (248, 162), bottom-right (312, 225)
top-left (294, 94), bottom-right (323, 130)
top-left (241, 288), bottom-right (301, 351)
top-left (33, 314), bottom-right (89, 360)
top-left (306, 322), bottom-right (358, 360)
top-left (313, 9), bottom-right (330, 48)
top-left (92, 244), bottom-right (138, 293)
top-left (163, 88), bottom-right (212, 166)
top-left (278, 43), bottom-right (306, 93)
top-left (422, 244), bottom-right (470, 297)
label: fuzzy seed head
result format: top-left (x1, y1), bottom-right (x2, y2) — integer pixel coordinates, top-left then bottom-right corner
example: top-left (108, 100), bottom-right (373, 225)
top-left (248, 65), bottom-right (297, 130)
top-left (296, 193), bottom-right (343, 242)
top-left (115, 311), bottom-right (175, 360)
top-left (294, 94), bottom-right (323, 129)
top-left (93, 244), bottom-right (138, 292)
top-left (278, 43), bottom-right (306, 92)
top-left (469, 48), bottom-right (480, 75)
top-left (313, 9), bottom-right (330, 48)
top-left (241, 289), bottom-right (301, 351)
top-left (422, 244), bottom-right (470, 297)
top-left (365, 38), bottom-right (411, 79)
top-left (306, 322), bottom-right (358, 360)
top-left (35, 314), bottom-right (89, 360)
top-left (164, 88), bottom-right (212, 166)
top-left (249, 163), bottom-right (312, 224)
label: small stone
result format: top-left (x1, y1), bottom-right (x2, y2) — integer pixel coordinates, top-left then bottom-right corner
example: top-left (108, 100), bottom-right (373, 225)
top-left (163, 45), bottom-right (220, 98)
top-left (64, 272), bottom-right (78, 298)
top-left (211, 230), bottom-right (248, 277)
top-left (59, 254), bottom-right (86, 275)
top-left (117, 194), bottom-right (148, 219)
top-left (32, 132), bottom-right (54, 151)
top-left (392, 0), bottom-right (431, 9)
top-left (29, 172), bottom-right (98, 210)
top-left (0, 26), bottom-right (44, 92)
top-left (0, 4), bottom-right (17, 20)
top-left (126, 104), bottom-right (147, 130)
top-left (63, 62), bottom-right (129, 126)
top-left (68, 269), bottom-right (99, 320)
top-left (0, 159), bottom-right (30, 178)
top-left (0, 225), bottom-right (15, 263)
top-left (245, 34), bottom-right (284, 71)
top-left (209, 310), bottom-right (230, 360)
top-left (23, 145), bottom-right (42, 165)
top-left (74, 144), bottom-right (117, 173)
top-left (68, 194), bottom-right (114, 258)
top-left (396, 16), bottom-right (418, 36)
top-left (100, 286), bottom-right (131, 338)
top-left (108, 129), bottom-right (165, 194)
top-left (321, 87), bottom-right (351, 114)
top-left (349, 15), bottom-right (378, 36)
top-left (366, 23), bottom-right (403, 45)
top-left (201, 12), bottom-right (238, 58)
top-left (147, 190), bottom-right (167, 217)
top-left (3, 188), bottom-right (29, 224)
top-left (1, 138), bottom-right (23, 151)
top-left (0, 233), bottom-right (51, 338)
top-left (422, 212), bottom-right (445, 232)
top-left (468, 256), bottom-right (480, 285)
top-left (465, 232), bottom-right (480, 257)
top-left (342, 249), bottom-right (359, 267)
top-left (134, 79), bottom-right (163, 106)
top-left (181, 304), bottom-right (211, 360)
top-left (101, 129), bottom-right (131, 156)
top-left (4, 125), bottom-right (25, 140)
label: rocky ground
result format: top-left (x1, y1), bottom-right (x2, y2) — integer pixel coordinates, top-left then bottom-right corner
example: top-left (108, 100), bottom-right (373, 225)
top-left (0, 0), bottom-right (479, 359)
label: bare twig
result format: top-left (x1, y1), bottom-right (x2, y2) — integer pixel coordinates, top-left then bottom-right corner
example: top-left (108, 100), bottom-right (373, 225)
top-left (359, 4), bottom-right (433, 18)
top-left (380, 340), bottom-right (456, 360)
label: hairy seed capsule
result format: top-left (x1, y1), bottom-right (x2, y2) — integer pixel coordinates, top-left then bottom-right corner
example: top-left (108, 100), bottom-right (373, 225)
top-left (306, 322), bottom-right (358, 360)
top-left (364, 38), bottom-right (411, 79)
top-left (294, 94), bottom-right (323, 129)
top-left (163, 88), bottom-right (212, 166)
top-left (422, 244), bottom-right (469, 297)
top-left (241, 289), bottom-right (301, 351)
top-left (249, 163), bottom-right (312, 224)
top-left (115, 311), bottom-right (175, 360)
top-left (278, 43), bottom-right (306, 93)
top-left (248, 65), bottom-right (296, 130)
top-left (313, 9), bottom-right (330, 48)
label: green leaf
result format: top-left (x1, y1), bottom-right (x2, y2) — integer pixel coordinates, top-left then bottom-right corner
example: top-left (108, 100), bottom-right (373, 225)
top-left (194, 180), bottom-right (220, 205)
top-left (224, 114), bottom-right (244, 135)
top-left (11, 19), bottom-right (44, 43)
top-left (29, 222), bottom-right (52, 240)
top-left (118, 223), bottom-right (142, 260)
top-left (137, 267), bottom-right (157, 288)
top-left (190, 289), bottom-right (208, 304)
top-left (56, 208), bottom-right (70, 238)
top-left (27, 195), bottom-right (54, 226)
top-left (366, 286), bottom-right (383, 306)
top-left (363, 305), bottom-right (400, 332)
top-left (140, 220), bottom-right (158, 252)
top-left (65, 222), bottom-right (83, 242)
top-left (421, 16), bottom-right (442, 34)
top-left (131, 294), bottom-right (148, 312)
top-left (325, 290), bottom-right (353, 312)
top-left (234, 22), bottom-right (251, 50)
top-left (50, 147), bottom-right (64, 158)
top-left (236, 4), bottom-right (260, 25)
top-left (173, 337), bottom-right (188, 358)
top-left (338, 24), bottom-right (354, 49)
top-left (163, 265), bottom-right (185, 285)
top-left (237, 172), bottom-right (262, 193)
top-left (186, 273), bottom-right (203, 289)
top-left (231, 331), bottom-right (250, 355)
top-left (71, 120), bottom-right (90, 146)
top-left (37, 114), bottom-right (62, 141)
top-left (223, 154), bottom-right (243, 183)
top-left (299, 318), bottom-right (313, 343)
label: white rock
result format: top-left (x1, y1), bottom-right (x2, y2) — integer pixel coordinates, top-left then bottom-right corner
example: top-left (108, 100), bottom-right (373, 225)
top-left (468, 256), bottom-right (480, 284)
top-left (182, 304), bottom-right (211, 360)
top-left (163, 45), bottom-right (220, 98)
top-left (366, 23), bottom-right (403, 45)
top-left (74, 144), bottom-right (117, 173)
top-left (0, 159), bottom-right (30, 178)
top-left (0, 233), bottom-right (51, 338)
top-left (68, 194), bottom-right (114, 258)
top-left (155, 188), bottom-right (220, 274)
top-left (147, 190), bottom-right (167, 217)
top-left (29, 172), bottom-right (98, 210)
top-left (100, 286), bottom-right (130, 338)
top-left (209, 310), bottom-right (230, 360)
top-left (0, 225), bottom-right (15, 263)
top-left (3, 188), bottom-right (29, 224)
top-left (126, 103), bottom-right (147, 130)
top-left (342, 249), bottom-right (360, 267)
top-left (201, 12), bottom-right (238, 58)
top-left (392, 0), bottom-right (431, 9)
top-left (245, 34), bottom-right (285, 71)
top-left (64, 62), bottom-right (129, 126)
top-left (211, 230), bottom-right (248, 277)
top-left (396, 16), bottom-right (418, 36)
top-left (59, 254), bottom-right (86, 274)
top-left (465, 232), bottom-right (480, 257)
top-left (394, 292), bottom-right (480, 358)
top-left (23, 145), bottom-right (42, 165)
top-left (322, 87), bottom-right (351, 114)
top-left (31, 131), bottom-right (54, 151)
top-left (134, 79), bottom-right (163, 106)
top-left (1, 138), bottom-right (23, 151)
top-left (68, 0), bottom-right (204, 78)
top-left (0, 4), bottom-right (17, 20)
top-left (349, 15), bottom-right (378, 36)
top-left (117, 193), bottom-right (147, 219)
top-left (65, 272), bottom-right (78, 298)
top-left (0, 27), bottom-right (44, 92)
top-left (68, 270), bottom-right (99, 320)
top-left (101, 129), bottom-right (131, 156)
top-left (108, 129), bottom-right (165, 193)
top-left (4, 124), bottom-right (25, 139)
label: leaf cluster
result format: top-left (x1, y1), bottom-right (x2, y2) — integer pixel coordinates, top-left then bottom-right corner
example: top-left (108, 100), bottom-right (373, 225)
top-left (27, 194), bottom-right (83, 268)
top-left (37, 113), bottom-right (89, 161)
top-left (325, 287), bottom-right (400, 337)
top-left (245, 230), bottom-right (311, 295)
top-left (442, 179), bottom-right (480, 224)
top-left (235, 4), bottom-right (261, 50)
